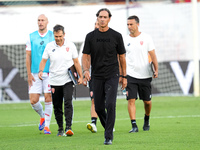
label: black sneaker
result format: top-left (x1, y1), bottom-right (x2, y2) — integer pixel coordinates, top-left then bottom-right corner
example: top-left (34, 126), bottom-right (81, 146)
top-left (129, 127), bottom-right (139, 133)
top-left (104, 139), bottom-right (112, 145)
top-left (57, 130), bottom-right (65, 136)
top-left (143, 119), bottom-right (150, 131)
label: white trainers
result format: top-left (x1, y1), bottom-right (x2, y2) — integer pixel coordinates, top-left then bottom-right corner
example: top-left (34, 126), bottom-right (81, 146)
top-left (87, 123), bottom-right (97, 133)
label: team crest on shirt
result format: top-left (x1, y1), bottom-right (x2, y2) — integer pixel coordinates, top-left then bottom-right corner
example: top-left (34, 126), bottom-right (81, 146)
top-left (66, 47), bottom-right (69, 52)
top-left (52, 49), bottom-right (55, 52)
top-left (127, 43), bottom-right (130, 46)
top-left (140, 41), bottom-right (143, 45)
top-left (40, 41), bottom-right (44, 45)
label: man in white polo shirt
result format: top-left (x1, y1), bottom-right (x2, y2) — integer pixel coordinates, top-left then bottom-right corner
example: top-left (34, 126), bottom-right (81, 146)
top-left (38, 24), bottom-right (83, 136)
top-left (125, 15), bottom-right (158, 133)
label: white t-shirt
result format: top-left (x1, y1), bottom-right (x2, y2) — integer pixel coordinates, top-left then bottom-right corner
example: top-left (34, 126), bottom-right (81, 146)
top-left (42, 40), bottom-right (78, 85)
top-left (125, 32), bottom-right (155, 79)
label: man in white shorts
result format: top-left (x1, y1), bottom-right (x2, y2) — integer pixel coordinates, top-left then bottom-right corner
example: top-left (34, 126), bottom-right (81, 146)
top-left (26, 14), bottom-right (54, 134)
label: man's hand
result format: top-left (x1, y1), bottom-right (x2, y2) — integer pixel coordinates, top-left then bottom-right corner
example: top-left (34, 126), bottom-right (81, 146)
top-left (38, 72), bottom-right (43, 80)
top-left (27, 74), bottom-right (35, 86)
top-left (82, 78), bottom-right (88, 86)
top-left (119, 76), bottom-right (122, 84)
top-left (153, 71), bottom-right (158, 78)
top-left (78, 77), bottom-right (83, 85)
top-left (121, 78), bottom-right (127, 90)
top-left (84, 70), bottom-right (91, 81)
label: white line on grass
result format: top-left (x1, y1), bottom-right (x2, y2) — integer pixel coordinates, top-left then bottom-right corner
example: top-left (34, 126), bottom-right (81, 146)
top-left (0, 115), bottom-right (200, 128)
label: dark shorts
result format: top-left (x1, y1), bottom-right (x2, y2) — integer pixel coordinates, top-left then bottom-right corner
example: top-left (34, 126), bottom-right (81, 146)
top-left (126, 75), bottom-right (152, 101)
top-left (89, 78), bottom-right (94, 99)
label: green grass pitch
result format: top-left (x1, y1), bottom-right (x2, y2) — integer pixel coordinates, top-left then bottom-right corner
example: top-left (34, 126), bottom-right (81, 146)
top-left (0, 96), bottom-right (199, 150)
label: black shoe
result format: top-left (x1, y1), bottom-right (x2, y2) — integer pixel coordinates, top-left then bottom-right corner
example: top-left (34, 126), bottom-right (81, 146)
top-left (129, 127), bottom-right (139, 133)
top-left (57, 128), bottom-right (65, 136)
top-left (104, 139), bottom-right (112, 145)
top-left (57, 130), bottom-right (65, 136)
top-left (143, 120), bottom-right (150, 131)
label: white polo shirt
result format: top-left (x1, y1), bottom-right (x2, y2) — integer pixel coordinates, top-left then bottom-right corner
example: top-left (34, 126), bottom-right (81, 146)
top-left (125, 32), bottom-right (155, 79)
top-left (42, 40), bottom-right (78, 85)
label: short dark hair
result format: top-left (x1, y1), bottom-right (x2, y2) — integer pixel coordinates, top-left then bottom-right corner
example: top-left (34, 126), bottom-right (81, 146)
top-left (128, 15), bottom-right (139, 23)
top-left (53, 24), bottom-right (65, 33)
top-left (96, 8), bottom-right (112, 18)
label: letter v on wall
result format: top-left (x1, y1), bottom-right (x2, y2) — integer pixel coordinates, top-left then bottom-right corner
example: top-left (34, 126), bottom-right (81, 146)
top-left (170, 61), bottom-right (194, 95)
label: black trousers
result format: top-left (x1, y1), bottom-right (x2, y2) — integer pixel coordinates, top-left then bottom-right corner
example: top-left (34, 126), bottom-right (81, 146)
top-left (51, 82), bottom-right (74, 130)
top-left (93, 76), bottom-right (119, 140)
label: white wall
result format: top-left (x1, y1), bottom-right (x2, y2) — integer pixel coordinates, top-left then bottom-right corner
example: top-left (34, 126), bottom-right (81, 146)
top-left (0, 2), bottom-right (200, 62)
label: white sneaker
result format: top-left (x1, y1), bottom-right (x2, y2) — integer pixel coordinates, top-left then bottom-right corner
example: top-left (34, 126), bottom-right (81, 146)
top-left (87, 123), bottom-right (97, 133)
top-left (113, 128), bottom-right (115, 132)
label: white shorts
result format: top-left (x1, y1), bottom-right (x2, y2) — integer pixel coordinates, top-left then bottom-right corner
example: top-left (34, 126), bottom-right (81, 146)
top-left (29, 73), bottom-right (51, 94)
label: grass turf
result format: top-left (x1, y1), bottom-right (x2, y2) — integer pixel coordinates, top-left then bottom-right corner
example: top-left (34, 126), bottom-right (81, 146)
top-left (0, 96), bottom-right (199, 150)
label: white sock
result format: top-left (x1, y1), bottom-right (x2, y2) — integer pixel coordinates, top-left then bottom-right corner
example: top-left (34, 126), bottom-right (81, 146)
top-left (44, 102), bottom-right (53, 128)
top-left (31, 101), bottom-right (45, 118)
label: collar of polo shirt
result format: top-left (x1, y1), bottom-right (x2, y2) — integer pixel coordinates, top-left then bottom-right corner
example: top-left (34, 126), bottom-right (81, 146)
top-left (54, 38), bottom-right (66, 47)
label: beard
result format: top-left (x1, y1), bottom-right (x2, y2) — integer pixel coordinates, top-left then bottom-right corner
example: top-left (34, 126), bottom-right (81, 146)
top-left (39, 25), bottom-right (46, 31)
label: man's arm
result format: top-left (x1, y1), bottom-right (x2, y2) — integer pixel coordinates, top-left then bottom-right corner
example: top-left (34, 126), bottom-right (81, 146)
top-left (82, 54), bottom-right (91, 81)
top-left (148, 50), bottom-right (158, 78)
top-left (26, 51), bottom-right (35, 86)
top-left (119, 54), bottom-right (127, 90)
top-left (118, 54), bottom-right (123, 84)
top-left (73, 58), bottom-right (83, 85)
top-left (38, 58), bottom-right (48, 80)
